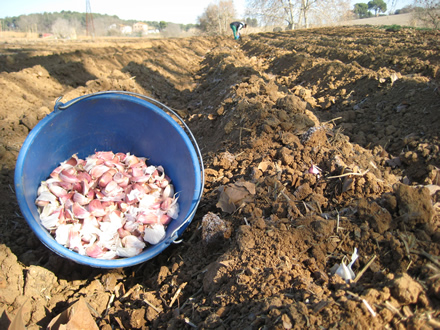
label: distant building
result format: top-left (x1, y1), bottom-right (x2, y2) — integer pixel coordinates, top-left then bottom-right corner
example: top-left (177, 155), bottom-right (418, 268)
top-left (108, 24), bottom-right (133, 35)
top-left (120, 25), bottom-right (133, 35)
top-left (133, 22), bottom-right (149, 33)
top-left (146, 27), bottom-right (160, 34)
top-left (108, 23), bottom-right (118, 31)
top-left (107, 22), bottom-right (160, 36)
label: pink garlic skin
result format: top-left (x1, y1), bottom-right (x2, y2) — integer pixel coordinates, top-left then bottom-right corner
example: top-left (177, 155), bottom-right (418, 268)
top-left (35, 151), bottom-right (180, 259)
top-left (308, 162), bottom-right (322, 178)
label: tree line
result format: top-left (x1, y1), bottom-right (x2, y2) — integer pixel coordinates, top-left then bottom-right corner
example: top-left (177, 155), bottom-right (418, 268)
top-left (0, 11), bottom-right (197, 37)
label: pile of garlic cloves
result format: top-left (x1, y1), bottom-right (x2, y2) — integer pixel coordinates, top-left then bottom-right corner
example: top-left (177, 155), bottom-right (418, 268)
top-left (35, 151), bottom-right (179, 259)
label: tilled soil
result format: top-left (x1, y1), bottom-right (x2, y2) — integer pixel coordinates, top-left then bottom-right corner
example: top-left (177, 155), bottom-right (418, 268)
top-left (0, 26), bottom-right (439, 329)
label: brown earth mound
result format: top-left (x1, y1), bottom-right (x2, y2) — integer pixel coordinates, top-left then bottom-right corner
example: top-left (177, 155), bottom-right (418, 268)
top-left (0, 26), bottom-right (439, 329)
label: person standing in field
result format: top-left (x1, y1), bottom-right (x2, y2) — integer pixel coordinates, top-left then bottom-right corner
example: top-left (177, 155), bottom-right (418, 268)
top-left (230, 21), bottom-right (247, 40)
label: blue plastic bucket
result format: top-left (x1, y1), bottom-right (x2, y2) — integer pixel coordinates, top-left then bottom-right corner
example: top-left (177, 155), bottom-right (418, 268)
top-left (14, 91), bottom-right (204, 268)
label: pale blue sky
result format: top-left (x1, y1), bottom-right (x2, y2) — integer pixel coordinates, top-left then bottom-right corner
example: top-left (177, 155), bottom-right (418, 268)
top-left (0, 0), bottom-right (414, 24)
top-left (0, 0), bottom-right (247, 24)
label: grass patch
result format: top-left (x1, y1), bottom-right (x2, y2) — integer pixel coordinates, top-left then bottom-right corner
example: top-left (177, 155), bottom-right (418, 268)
top-left (378, 24), bottom-right (434, 32)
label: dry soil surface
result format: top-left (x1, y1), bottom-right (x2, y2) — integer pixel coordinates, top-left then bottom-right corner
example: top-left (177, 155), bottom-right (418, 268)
top-left (0, 26), bottom-right (439, 329)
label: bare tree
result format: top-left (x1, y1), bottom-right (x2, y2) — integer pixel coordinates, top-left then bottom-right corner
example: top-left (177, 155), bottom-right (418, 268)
top-left (198, 1), bottom-right (237, 36)
top-left (299, 0), bottom-right (319, 28)
top-left (17, 15), bottom-right (40, 33)
top-left (52, 18), bottom-right (79, 39)
top-left (412, 0), bottom-right (440, 29)
top-left (246, 0), bottom-right (351, 28)
top-left (93, 16), bottom-right (121, 37)
top-left (246, 0), bottom-right (297, 28)
top-left (309, 0), bottom-right (351, 25)
top-left (161, 23), bottom-right (183, 38)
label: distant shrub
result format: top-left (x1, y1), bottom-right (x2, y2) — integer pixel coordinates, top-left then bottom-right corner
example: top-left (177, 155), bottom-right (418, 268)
top-left (385, 24), bottom-right (402, 31)
top-left (395, 5), bottom-right (414, 14)
top-left (377, 24), bottom-right (433, 31)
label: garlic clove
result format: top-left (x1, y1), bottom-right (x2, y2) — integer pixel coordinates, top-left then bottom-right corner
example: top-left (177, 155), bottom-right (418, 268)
top-left (95, 151), bottom-right (115, 160)
top-left (55, 223), bottom-right (72, 245)
top-left (137, 211), bottom-right (159, 224)
top-left (85, 243), bottom-right (105, 258)
top-left (167, 199), bottom-right (180, 219)
top-left (48, 183), bottom-right (68, 199)
top-left (67, 223), bottom-right (83, 252)
top-left (40, 204), bottom-right (62, 229)
top-left (143, 224), bottom-right (166, 245)
top-left (59, 168), bottom-right (80, 184)
top-left (72, 192), bottom-right (90, 205)
top-left (335, 262), bottom-right (354, 281)
top-left (35, 190), bottom-right (58, 207)
top-left (159, 214), bottom-right (172, 225)
top-left (90, 164), bottom-right (110, 179)
top-left (72, 202), bottom-right (90, 219)
top-left (98, 171), bottom-right (114, 188)
top-left (116, 235), bottom-right (146, 257)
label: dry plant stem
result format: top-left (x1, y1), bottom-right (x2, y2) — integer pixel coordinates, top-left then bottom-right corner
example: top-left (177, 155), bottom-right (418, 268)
top-left (313, 200), bottom-right (323, 214)
top-left (86, 301), bottom-right (101, 318)
top-left (322, 117), bottom-right (342, 125)
top-left (346, 290), bottom-right (365, 302)
top-left (384, 300), bottom-right (404, 319)
top-left (103, 293), bottom-right (115, 317)
top-left (121, 283), bottom-right (141, 300)
top-left (346, 290), bottom-right (377, 317)
top-left (184, 317), bottom-right (198, 328)
top-left (426, 264), bottom-right (440, 280)
top-left (144, 298), bottom-right (161, 313)
top-left (428, 318), bottom-right (440, 328)
top-left (402, 305), bottom-right (414, 318)
top-left (326, 169), bottom-right (369, 180)
top-left (181, 288), bottom-right (203, 310)
top-left (277, 187), bottom-right (286, 201)
top-left (362, 299), bottom-right (377, 317)
top-left (169, 282), bottom-right (187, 308)
top-left (313, 300), bottom-right (332, 313)
top-left (302, 201), bottom-right (310, 213)
top-left (336, 212), bottom-right (340, 232)
top-left (354, 254), bottom-right (377, 283)
top-left (398, 231), bottom-right (412, 260)
top-left (280, 189), bottom-right (292, 202)
top-left (412, 250), bottom-right (440, 268)
top-left (336, 231), bottom-right (350, 250)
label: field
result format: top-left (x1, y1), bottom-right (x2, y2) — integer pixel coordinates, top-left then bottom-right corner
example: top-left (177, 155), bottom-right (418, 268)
top-left (0, 26), bottom-right (439, 329)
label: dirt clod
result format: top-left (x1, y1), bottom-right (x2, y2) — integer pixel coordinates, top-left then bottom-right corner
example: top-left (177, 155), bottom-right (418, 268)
top-left (394, 183), bottom-right (436, 231)
top-left (392, 273), bottom-right (424, 305)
